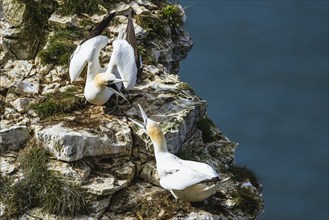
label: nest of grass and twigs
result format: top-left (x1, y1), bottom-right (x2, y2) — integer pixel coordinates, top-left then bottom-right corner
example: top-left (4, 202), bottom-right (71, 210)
top-left (0, 141), bottom-right (89, 218)
top-left (134, 191), bottom-right (193, 219)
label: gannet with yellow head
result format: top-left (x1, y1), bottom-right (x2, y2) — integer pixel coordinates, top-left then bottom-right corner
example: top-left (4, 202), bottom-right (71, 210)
top-left (130, 104), bottom-right (229, 202)
top-left (69, 10), bottom-right (142, 106)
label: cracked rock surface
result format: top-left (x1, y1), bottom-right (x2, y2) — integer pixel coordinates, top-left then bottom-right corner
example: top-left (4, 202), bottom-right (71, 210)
top-left (0, 1), bottom-right (264, 219)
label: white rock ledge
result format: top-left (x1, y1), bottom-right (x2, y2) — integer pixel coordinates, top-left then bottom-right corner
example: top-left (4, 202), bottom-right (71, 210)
top-left (36, 122), bottom-right (132, 162)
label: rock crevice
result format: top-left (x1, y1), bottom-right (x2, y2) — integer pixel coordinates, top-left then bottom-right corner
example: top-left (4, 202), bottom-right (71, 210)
top-left (0, 1), bottom-right (264, 219)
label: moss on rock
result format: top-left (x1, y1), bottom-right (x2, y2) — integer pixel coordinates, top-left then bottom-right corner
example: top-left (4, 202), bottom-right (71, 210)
top-left (38, 28), bottom-right (87, 66)
top-left (32, 88), bottom-right (83, 119)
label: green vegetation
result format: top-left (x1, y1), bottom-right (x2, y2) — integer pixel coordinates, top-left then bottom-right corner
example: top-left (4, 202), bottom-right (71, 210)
top-left (38, 28), bottom-right (86, 66)
top-left (135, 191), bottom-right (192, 219)
top-left (233, 187), bottom-right (262, 217)
top-left (160, 4), bottom-right (184, 29)
top-left (136, 13), bottom-right (168, 39)
top-left (227, 165), bottom-right (261, 188)
top-left (196, 116), bottom-right (216, 143)
top-left (16, 0), bottom-right (57, 41)
top-left (59, 0), bottom-right (102, 15)
top-left (32, 88), bottom-right (83, 119)
top-left (0, 143), bottom-right (88, 218)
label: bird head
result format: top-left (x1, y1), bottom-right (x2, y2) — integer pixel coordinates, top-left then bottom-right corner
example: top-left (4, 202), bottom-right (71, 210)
top-left (129, 104), bottom-right (163, 139)
top-left (94, 73), bottom-right (128, 101)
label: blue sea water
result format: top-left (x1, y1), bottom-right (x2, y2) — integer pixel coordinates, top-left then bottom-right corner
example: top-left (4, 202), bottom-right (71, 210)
top-left (178, 1), bottom-right (329, 219)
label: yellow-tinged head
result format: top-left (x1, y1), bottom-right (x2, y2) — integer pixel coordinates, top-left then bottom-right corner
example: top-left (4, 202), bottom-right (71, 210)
top-left (92, 73), bottom-right (128, 101)
top-left (146, 118), bottom-right (165, 143)
top-left (93, 73), bottom-right (108, 88)
top-left (129, 104), bottom-right (168, 152)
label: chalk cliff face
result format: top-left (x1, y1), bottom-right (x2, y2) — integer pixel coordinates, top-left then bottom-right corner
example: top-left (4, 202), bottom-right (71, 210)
top-left (0, 1), bottom-right (264, 219)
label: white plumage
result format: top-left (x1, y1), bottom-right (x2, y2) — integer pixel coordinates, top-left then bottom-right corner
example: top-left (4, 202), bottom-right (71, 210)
top-left (105, 39), bottom-right (137, 90)
top-left (69, 14), bottom-right (139, 106)
top-left (130, 105), bottom-right (229, 202)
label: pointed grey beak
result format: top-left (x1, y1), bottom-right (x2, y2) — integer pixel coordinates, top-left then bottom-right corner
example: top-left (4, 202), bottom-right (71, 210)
top-left (129, 104), bottom-right (148, 129)
top-left (106, 80), bottom-right (129, 102)
top-left (109, 78), bottom-right (127, 84)
top-left (109, 87), bottom-right (129, 102)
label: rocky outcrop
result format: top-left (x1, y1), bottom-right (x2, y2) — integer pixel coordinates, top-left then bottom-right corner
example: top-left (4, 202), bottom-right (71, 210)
top-left (0, 1), bottom-right (264, 219)
top-left (0, 126), bottom-right (30, 153)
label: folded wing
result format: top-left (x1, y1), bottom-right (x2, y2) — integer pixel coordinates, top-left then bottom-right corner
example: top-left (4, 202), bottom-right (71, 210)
top-left (159, 158), bottom-right (219, 190)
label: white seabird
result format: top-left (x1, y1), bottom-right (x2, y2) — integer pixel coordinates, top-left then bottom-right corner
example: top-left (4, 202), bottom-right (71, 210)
top-left (69, 11), bottom-right (141, 106)
top-left (130, 104), bottom-right (229, 202)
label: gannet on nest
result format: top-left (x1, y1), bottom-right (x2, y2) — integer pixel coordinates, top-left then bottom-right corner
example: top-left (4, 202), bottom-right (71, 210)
top-left (69, 10), bottom-right (142, 106)
top-left (130, 104), bottom-right (229, 202)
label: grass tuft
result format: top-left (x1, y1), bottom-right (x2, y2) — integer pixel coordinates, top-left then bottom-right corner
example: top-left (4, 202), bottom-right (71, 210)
top-left (41, 175), bottom-right (88, 216)
top-left (38, 28), bottom-right (87, 66)
top-left (32, 88), bottom-right (83, 119)
top-left (136, 13), bottom-right (168, 39)
top-left (0, 143), bottom-right (88, 218)
top-left (160, 4), bottom-right (184, 30)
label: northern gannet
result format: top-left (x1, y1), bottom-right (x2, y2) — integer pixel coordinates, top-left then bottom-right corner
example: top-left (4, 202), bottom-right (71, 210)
top-left (130, 105), bottom-right (229, 202)
top-left (69, 11), bottom-right (141, 106)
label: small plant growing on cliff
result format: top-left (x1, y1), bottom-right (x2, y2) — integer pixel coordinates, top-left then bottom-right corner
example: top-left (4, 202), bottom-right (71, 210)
top-left (160, 4), bottom-right (184, 29)
top-left (38, 28), bottom-right (86, 66)
top-left (32, 88), bottom-right (83, 119)
top-left (136, 13), bottom-right (168, 39)
top-left (0, 142), bottom-right (88, 218)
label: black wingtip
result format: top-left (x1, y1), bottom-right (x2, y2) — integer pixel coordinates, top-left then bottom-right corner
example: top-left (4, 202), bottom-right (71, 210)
top-left (80, 12), bottom-right (117, 45)
top-left (199, 176), bottom-right (221, 184)
top-left (124, 10), bottom-right (143, 81)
